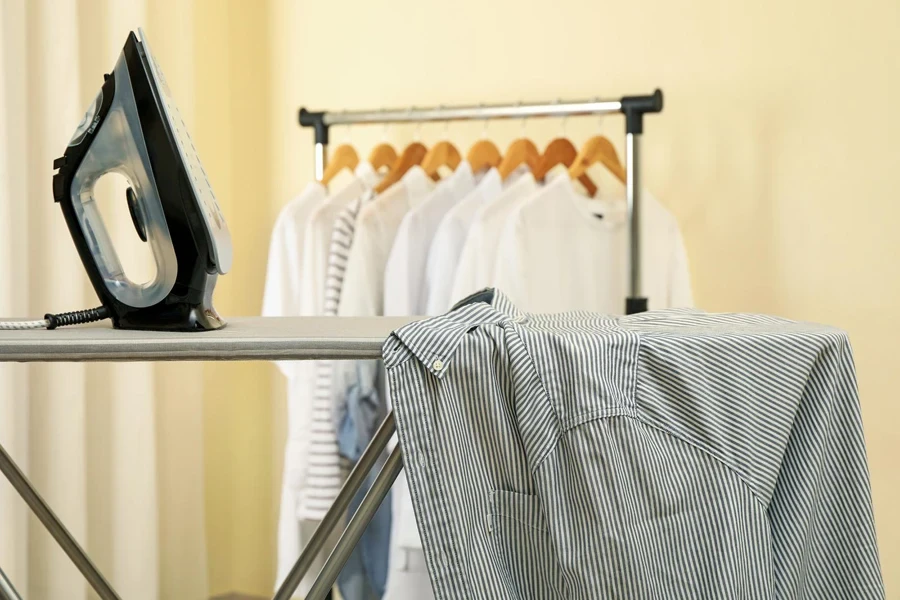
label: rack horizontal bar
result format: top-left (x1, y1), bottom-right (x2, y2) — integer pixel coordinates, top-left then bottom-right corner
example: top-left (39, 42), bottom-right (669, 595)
top-left (301, 98), bottom-right (625, 128)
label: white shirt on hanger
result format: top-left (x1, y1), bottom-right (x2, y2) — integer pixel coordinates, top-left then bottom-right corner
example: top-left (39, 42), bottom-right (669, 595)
top-left (262, 181), bottom-right (327, 372)
top-left (337, 166), bottom-right (435, 319)
top-left (298, 161), bottom-right (380, 318)
top-left (449, 171), bottom-right (540, 302)
top-left (423, 167), bottom-right (503, 315)
top-left (492, 174), bottom-right (693, 313)
top-left (296, 162), bottom-right (380, 521)
top-left (383, 161), bottom-right (477, 317)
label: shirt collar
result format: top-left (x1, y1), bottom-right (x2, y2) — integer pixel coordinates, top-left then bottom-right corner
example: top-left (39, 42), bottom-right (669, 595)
top-left (474, 168), bottom-right (502, 203)
top-left (401, 165), bottom-right (435, 202)
top-left (353, 160), bottom-right (380, 189)
top-left (383, 288), bottom-right (525, 379)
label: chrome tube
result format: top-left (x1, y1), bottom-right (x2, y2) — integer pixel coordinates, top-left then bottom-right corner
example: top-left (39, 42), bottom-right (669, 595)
top-left (0, 564), bottom-right (22, 600)
top-left (320, 99), bottom-right (623, 126)
top-left (273, 412), bottom-right (397, 600)
top-left (0, 442), bottom-right (121, 600)
top-left (305, 447), bottom-right (403, 600)
top-left (314, 142), bottom-right (327, 182)
top-left (625, 133), bottom-right (642, 300)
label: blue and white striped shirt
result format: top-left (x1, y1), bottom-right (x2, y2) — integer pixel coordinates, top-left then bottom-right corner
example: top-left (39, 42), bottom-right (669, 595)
top-left (383, 289), bottom-right (883, 599)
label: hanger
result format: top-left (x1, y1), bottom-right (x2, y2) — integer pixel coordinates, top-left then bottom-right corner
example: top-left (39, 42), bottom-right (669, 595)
top-left (420, 140), bottom-right (462, 179)
top-left (498, 108), bottom-right (541, 180)
top-left (420, 114), bottom-right (461, 179)
top-left (368, 142), bottom-right (398, 172)
top-left (534, 138), bottom-right (598, 197)
top-left (466, 139), bottom-right (502, 173)
top-left (498, 138), bottom-right (541, 180)
top-left (568, 135), bottom-right (626, 190)
top-left (321, 144), bottom-right (359, 187)
top-left (467, 115), bottom-right (502, 173)
top-left (374, 141), bottom-right (428, 194)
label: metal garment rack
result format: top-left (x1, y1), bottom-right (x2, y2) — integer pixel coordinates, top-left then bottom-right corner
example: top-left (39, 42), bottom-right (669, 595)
top-left (0, 93), bottom-right (663, 600)
top-left (300, 90), bottom-right (663, 313)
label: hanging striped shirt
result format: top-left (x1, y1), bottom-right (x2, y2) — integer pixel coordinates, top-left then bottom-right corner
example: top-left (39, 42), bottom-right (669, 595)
top-left (383, 289), bottom-right (884, 599)
top-left (298, 194), bottom-right (368, 519)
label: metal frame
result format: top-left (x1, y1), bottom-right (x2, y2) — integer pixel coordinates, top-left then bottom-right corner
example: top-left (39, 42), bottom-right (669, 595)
top-left (0, 91), bottom-right (663, 600)
top-left (300, 90), bottom-right (663, 308)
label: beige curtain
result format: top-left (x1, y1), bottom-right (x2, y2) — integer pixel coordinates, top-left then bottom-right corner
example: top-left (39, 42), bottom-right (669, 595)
top-left (0, 1), bottom-right (208, 598)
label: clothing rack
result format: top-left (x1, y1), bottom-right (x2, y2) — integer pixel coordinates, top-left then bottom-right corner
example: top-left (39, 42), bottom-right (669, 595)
top-left (300, 90), bottom-right (664, 315)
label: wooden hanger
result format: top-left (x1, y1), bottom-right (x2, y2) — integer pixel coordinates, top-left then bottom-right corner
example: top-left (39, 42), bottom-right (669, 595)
top-left (466, 138), bottom-right (502, 173)
top-left (498, 138), bottom-right (541, 180)
top-left (321, 144), bottom-right (359, 186)
top-left (420, 140), bottom-right (461, 179)
top-left (368, 142), bottom-right (398, 173)
top-left (534, 138), bottom-right (598, 197)
top-left (374, 141), bottom-right (428, 194)
top-left (568, 135), bottom-right (626, 188)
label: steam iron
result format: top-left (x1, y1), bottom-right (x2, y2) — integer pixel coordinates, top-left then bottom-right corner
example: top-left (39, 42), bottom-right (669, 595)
top-left (51, 28), bottom-right (231, 331)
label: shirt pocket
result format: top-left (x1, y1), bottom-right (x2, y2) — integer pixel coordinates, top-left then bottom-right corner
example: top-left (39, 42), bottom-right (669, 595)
top-left (489, 489), bottom-right (566, 599)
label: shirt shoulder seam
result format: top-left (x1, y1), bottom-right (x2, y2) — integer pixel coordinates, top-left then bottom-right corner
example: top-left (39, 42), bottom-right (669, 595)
top-left (633, 411), bottom-right (770, 507)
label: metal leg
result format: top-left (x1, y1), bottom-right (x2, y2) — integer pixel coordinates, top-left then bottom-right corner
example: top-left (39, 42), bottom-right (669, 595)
top-left (0, 442), bottom-right (122, 600)
top-left (306, 447), bottom-right (403, 600)
top-left (625, 132), bottom-right (647, 315)
top-left (314, 142), bottom-right (327, 182)
top-left (0, 564), bottom-right (22, 600)
top-left (273, 412), bottom-right (396, 600)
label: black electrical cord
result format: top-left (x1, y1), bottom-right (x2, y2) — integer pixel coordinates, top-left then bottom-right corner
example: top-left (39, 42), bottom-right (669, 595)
top-left (0, 306), bottom-right (110, 330)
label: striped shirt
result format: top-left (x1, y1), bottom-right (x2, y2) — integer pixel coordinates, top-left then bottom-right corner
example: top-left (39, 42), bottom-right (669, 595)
top-left (299, 194), bottom-right (368, 519)
top-left (383, 289), bottom-right (884, 599)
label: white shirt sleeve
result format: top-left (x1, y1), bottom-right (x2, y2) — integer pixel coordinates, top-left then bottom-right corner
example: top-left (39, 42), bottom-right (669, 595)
top-left (298, 215), bottom-right (324, 317)
top-left (424, 215), bottom-right (467, 315)
top-left (262, 213), bottom-right (301, 318)
top-left (449, 224), bottom-right (483, 304)
top-left (491, 213), bottom-right (529, 309)
top-left (338, 212), bottom-right (382, 318)
top-left (382, 214), bottom-right (417, 317)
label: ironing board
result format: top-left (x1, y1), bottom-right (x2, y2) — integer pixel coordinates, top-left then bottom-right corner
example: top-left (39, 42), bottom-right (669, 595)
top-left (0, 317), bottom-right (418, 600)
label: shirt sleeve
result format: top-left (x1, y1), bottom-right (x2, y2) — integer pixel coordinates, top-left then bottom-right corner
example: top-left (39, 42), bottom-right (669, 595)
top-left (450, 223), bottom-right (483, 304)
top-left (262, 213), bottom-right (299, 318)
top-left (382, 214), bottom-right (416, 317)
top-left (298, 215), bottom-right (323, 317)
top-left (262, 212), bottom-right (306, 378)
top-left (767, 336), bottom-right (884, 598)
top-left (424, 215), bottom-right (465, 316)
top-left (339, 215), bottom-right (381, 318)
top-left (491, 214), bottom-right (529, 309)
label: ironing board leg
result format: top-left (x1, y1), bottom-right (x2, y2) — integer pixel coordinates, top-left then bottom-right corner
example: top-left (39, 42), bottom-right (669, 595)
top-left (0, 564), bottom-right (22, 600)
top-left (0, 442), bottom-right (122, 600)
top-left (306, 446), bottom-right (403, 600)
top-left (273, 411), bottom-right (396, 600)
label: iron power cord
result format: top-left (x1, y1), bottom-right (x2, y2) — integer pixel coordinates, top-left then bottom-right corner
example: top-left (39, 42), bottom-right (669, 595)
top-left (0, 306), bottom-right (110, 330)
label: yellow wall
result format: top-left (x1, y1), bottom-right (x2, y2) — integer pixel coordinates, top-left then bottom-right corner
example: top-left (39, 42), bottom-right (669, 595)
top-left (192, 0), bottom-right (276, 596)
top-left (265, 0), bottom-right (899, 595)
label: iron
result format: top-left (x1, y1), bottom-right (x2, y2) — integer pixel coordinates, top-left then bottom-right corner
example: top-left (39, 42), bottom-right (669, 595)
top-left (51, 28), bottom-right (231, 331)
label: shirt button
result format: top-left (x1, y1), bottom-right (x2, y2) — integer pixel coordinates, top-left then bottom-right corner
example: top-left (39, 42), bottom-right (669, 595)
top-left (432, 359), bottom-right (444, 371)
top-left (417, 453), bottom-right (427, 468)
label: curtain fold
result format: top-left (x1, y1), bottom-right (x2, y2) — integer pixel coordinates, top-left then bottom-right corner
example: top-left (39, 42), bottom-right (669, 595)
top-left (0, 2), bottom-right (209, 598)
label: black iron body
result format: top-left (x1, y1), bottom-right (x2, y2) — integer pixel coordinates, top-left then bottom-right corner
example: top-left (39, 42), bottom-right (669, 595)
top-left (52, 32), bottom-right (224, 331)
